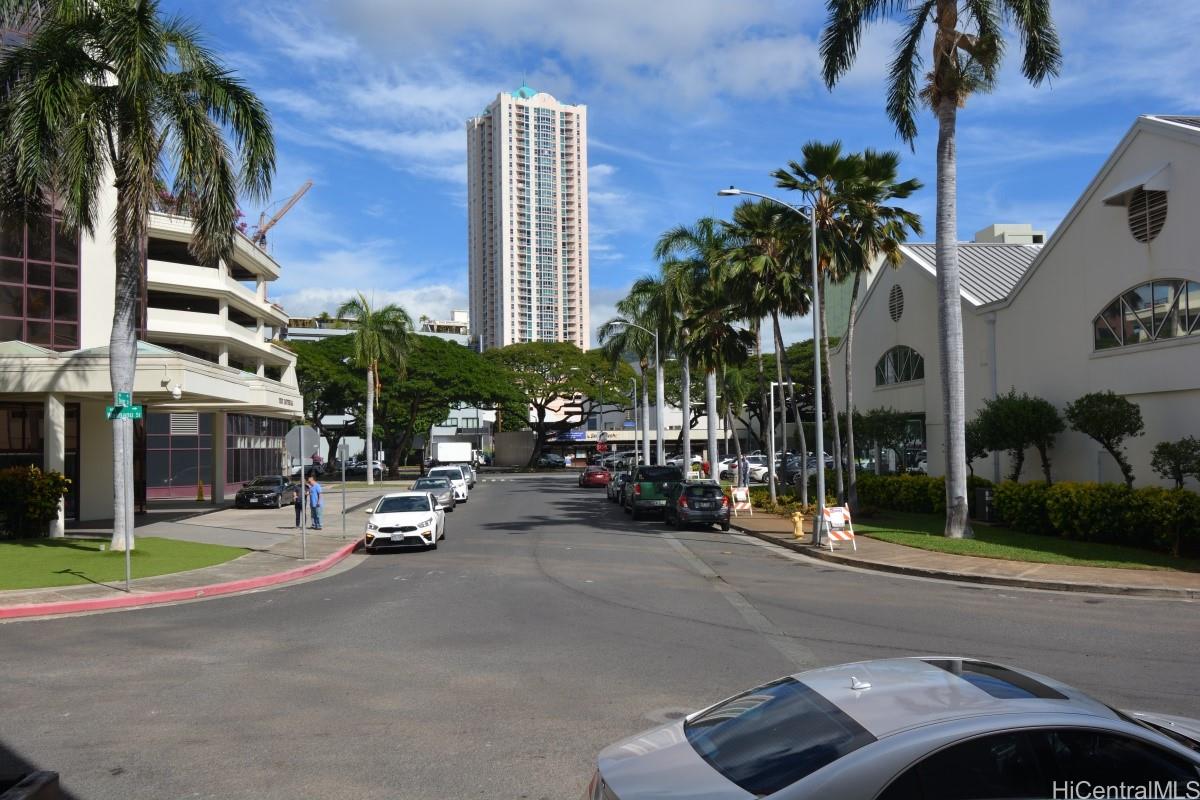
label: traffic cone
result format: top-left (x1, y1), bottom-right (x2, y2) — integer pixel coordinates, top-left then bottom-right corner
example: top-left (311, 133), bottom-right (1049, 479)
top-left (196, 478), bottom-right (206, 502)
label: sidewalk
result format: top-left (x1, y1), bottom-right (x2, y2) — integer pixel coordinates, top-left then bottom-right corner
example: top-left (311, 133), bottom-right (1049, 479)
top-left (0, 487), bottom-right (384, 620)
top-left (730, 512), bottom-right (1200, 599)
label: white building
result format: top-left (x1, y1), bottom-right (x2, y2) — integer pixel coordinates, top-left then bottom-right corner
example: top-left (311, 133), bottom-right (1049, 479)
top-left (1, 190), bottom-right (303, 528)
top-left (831, 115), bottom-right (1200, 487)
top-left (467, 83), bottom-right (590, 349)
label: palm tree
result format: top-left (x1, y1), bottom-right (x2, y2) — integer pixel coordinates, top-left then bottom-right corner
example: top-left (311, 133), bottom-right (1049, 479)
top-left (597, 293), bottom-right (656, 464)
top-left (774, 141), bottom-right (865, 506)
top-left (336, 293), bottom-right (413, 486)
top-left (654, 218), bottom-right (733, 480)
top-left (0, 0), bottom-right (274, 550)
top-left (840, 150), bottom-right (923, 511)
top-left (722, 199), bottom-right (812, 502)
top-left (820, 0), bottom-right (1061, 537)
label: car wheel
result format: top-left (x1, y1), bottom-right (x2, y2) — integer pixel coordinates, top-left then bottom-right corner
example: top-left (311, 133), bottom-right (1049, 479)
top-left (275, 495), bottom-right (283, 509)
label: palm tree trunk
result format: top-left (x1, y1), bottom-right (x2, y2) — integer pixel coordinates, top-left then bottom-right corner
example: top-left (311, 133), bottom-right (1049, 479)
top-left (365, 366), bottom-right (375, 486)
top-left (109, 233), bottom-right (141, 552)
top-left (705, 369), bottom-right (719, 479)
top-left (655, 355), bottom-right (666, 466)
top-left (936, 95), bottom-right (972, 538)
top-left (680, 349), bottom-right (692, 474)
top-left (774, 324), bottom-right (808, 504)
top-left (770, 312), bottom-right (792, 499)
top-left (819, 289), bottom-right (844, 503)
top-left (844, 270), bottom-right (863, 512)
top-left (753, 320), bottom-right (769, 451)
top-left (641, 370), bottom-right (651, 465)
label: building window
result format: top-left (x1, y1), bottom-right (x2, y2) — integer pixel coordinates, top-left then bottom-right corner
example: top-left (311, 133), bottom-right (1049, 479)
top-left (0, 214), bottom-right (80, 348)
top-left (1093, 279), bottom-right (1200, 350)
top-left (875, 345), bottom-right (924, 386)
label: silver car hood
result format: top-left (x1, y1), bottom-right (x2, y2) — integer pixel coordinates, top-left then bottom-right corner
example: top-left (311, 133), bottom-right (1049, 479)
top-left (598, 721), bottom-right (753, 800)
top-left (1130, 711), bottom-right (1200, 744)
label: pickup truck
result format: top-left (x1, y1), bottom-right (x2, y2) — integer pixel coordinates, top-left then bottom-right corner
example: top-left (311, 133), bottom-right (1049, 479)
top-left (623, 465), bottom-right (683, 520)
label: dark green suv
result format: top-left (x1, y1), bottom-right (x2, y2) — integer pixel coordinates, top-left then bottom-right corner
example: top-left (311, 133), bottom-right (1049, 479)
top-left (623, 465), bottom-right (683, 520)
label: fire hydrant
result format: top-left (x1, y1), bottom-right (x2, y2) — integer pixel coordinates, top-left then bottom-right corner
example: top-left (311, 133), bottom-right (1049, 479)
top-left (791, 511), bottom-right (805, 540)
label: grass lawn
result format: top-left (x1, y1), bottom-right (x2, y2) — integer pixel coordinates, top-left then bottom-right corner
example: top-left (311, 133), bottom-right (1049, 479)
top-left (854, 512), bottom-right (1200, 572)
top-left (0, 536), bottom-right (248, 591)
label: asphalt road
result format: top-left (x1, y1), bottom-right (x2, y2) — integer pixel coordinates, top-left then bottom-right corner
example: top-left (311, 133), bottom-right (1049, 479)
top-left (2, 474), bottom-right (1198, 799)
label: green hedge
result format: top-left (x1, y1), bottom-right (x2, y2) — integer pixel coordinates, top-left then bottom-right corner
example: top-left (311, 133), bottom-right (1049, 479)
top-left (855, 473), bottom-right (994, 516)
top-left (993, 480), bottom-right (1200, 557)
top-left (0, 465), bottom-right (72, 538)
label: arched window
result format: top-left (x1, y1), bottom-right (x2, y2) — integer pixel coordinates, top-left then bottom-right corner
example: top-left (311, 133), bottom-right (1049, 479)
top-left (1093, 279), bottom-right (1200, 350)
top-left (875, 345), bottom-right (925, 386)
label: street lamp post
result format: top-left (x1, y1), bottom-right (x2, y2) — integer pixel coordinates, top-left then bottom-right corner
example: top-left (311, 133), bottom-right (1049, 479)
top-left (630, 376), bottom-right (639, 465)
top-left (612, 320), bottom-right (663, 465)
top-left (719, 187), bottom-right (825, 545)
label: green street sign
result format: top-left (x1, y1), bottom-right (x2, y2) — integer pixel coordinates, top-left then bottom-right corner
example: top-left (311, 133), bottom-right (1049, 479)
top-left (115, 391), bottom-right (132, 406)
top-left (106, 405), bottom-right (143, 420)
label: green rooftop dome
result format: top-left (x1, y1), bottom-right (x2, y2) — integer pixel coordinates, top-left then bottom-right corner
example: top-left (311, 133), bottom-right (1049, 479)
top-left (511, 82), bottom-right (537, 99)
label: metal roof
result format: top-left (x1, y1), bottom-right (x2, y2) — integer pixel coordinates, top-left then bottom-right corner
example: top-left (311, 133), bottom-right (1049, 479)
top-left (1153, 115), bottom-right (1200, 131)
top-left (903, 242), bottom-right (1042, 305)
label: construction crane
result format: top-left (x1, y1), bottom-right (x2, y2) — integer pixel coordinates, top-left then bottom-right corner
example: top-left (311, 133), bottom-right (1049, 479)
top-left (251, 180), bottom-right (313, 248)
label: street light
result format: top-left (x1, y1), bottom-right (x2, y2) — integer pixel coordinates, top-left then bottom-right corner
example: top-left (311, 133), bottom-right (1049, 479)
top-left (718, 186), bottom-right (826, 545)
top-left (611, 320), bottom-right (663, 466)
top-left (630, 376), bottom-right (639, 466)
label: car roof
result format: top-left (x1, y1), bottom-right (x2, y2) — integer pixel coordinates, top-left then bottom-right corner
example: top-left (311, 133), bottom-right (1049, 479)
top-left (377, 491), bottom-right (434, 499)
top-left (795, 657), bottom-right (1118, 739)
top-left (428, 466), bottom-right (463, 473)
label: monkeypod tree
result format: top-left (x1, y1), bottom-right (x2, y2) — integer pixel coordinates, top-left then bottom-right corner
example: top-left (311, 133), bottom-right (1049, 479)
top-left (1150, 436), bottom-right (1200, 489)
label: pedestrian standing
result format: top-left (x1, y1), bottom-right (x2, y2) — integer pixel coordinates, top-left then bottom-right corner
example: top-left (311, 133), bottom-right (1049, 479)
top-left (293, 478), bottom-right (304, 528)
top-left (738, 454), bottom-right (750, 487)
top-left (307, 474), bottom-right (324, 530)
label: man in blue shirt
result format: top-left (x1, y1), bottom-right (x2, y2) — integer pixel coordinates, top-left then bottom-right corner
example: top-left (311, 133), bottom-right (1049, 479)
top-left (306, 475), bottom-right (324, 530)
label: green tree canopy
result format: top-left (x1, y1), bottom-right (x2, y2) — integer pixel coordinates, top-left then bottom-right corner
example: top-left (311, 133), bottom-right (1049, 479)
top-left (290, 335), bottom-right (361, 459)
top-left (975, 390), bottom-right (1064, 484)
top-left (1065, 391), bottom-right (1144, 488)
top-left (485, 342), bottom-right (635, 466)
top-left (1150, 436), bottom-right (1200, 490)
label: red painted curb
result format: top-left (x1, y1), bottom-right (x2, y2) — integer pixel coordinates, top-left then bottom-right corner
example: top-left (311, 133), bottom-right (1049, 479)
top-left (0, 538), bottom-right (362, 620)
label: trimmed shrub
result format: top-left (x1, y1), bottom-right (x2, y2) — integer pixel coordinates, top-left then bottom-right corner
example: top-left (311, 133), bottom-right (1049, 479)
top-left (993, 481), bottom-right (1053, 535)
top-left (0, 465), bottom-right (72, 538)
top-left (854, 474), bottom-right (993, 516)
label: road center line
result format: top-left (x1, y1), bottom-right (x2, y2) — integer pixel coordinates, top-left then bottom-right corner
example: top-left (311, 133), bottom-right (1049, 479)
top-left (661, 532), bottom-right (816, 669)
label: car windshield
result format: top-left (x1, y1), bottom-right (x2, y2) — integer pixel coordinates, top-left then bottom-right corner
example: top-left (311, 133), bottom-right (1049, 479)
top-left (685, 485), bottom-right (723, 499)
top-left (428, 469), bottom-right (461, 480)
top-left (636, 466), bottom-right (682, 481)
top-left (247, 477), bottom-right (280, 487)
top-left (374, 496), bottom-right (430, 514)
top-left (684, 677), bottom-right (875, 796)
top-left (413, 479), bottom-right (450, 489)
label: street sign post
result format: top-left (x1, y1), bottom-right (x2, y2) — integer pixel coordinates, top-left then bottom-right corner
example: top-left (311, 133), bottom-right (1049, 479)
top-left (106, 405), bottom-right (143, 420)
top-left (338, 441), bottom-right (349, 538)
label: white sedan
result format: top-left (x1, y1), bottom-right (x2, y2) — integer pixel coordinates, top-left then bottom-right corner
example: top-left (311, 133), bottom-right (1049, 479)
top-left (426, 465), bottom-right (469, 502)
top-left (362, 492), bottom-right (446, 552)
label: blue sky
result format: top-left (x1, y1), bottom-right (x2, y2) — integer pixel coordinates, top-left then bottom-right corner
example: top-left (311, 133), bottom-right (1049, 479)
top-left (167, 0), bottom-right (1200, 345)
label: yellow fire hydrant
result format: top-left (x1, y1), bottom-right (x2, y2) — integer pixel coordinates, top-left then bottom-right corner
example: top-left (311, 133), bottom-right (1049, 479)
top-left (196, 478), bottom-right (206, 502)
top-left (791, 511), bottom-right (805, 540)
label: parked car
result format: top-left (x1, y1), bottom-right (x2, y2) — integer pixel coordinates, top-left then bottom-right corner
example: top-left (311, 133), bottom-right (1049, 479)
top-left (536, 453), bottom-right (566, 468)
top-left (623, 465), bottom-right (683, 520)
top-left (665, 454), bottom-right (703, 469)
top-left (362, 491), bottom-right (446, 552)
top-left (346, 460), bottom-right (387, 480)
top-left (234, 475), bottom-right (298, 509)
top-left (663, 480), bottom-right (730, 531)
top-left (607, 471), bottom-right (630, 503)
top-left (586, 656), bottom-right (1200, 800)
top-left (410, 476), bottom-right (456, 512)
top-left (426, 465), bottom-right (469, 503)
top-left (579, 465), bottom-right (611, 488)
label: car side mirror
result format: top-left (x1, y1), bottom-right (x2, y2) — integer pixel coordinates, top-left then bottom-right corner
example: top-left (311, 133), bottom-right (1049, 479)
top-left (363, 507), bottom-right (374, 514)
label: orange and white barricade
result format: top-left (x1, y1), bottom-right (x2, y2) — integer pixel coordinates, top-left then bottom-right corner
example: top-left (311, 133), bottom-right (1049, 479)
top-left (822, 506), bottom-right (856, 551)
top-left (731, 486), bottom-right (752, 516)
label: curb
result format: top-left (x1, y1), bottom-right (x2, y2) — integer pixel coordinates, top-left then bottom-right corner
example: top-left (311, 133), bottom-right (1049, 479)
top-left (733, 525), bottom-right (1200, 600)
top-left (0, 538), bottom-right (363, 621)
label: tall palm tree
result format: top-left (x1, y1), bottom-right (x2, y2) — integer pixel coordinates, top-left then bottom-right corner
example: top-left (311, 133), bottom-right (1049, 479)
top-left (774, 141), bottom-right (864, 505)
top-left (336, 293), bottom-right (413, 486)
top-left (654, 218), bottom-right (733, 479)
top-left (840, 150), bottom-right (923, 511)
top-left (598, 293), bottom-right (656, 464)
top-left (0, 0), bottom-right (275, 550)
top-left (722, 199), bottom-right (812, 502)
top-left (820, 0), bottom-right (1061, 537)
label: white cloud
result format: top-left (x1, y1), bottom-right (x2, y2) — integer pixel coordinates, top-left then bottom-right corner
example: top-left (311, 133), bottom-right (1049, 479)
top-left (276, 283), bottom-right (468, 321)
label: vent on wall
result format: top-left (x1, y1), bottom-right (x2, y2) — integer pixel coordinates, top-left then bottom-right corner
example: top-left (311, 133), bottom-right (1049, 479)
top-left (888, 285), bottom-right (904, 322)
top-left (169, 412), bottom-right (199, 435)
top-left (1128, 188), bottom-right (1167, 243)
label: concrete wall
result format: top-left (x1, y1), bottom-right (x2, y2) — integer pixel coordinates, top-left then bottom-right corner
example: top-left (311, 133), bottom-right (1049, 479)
top-left (78, 400), bottom-right (114, 521)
